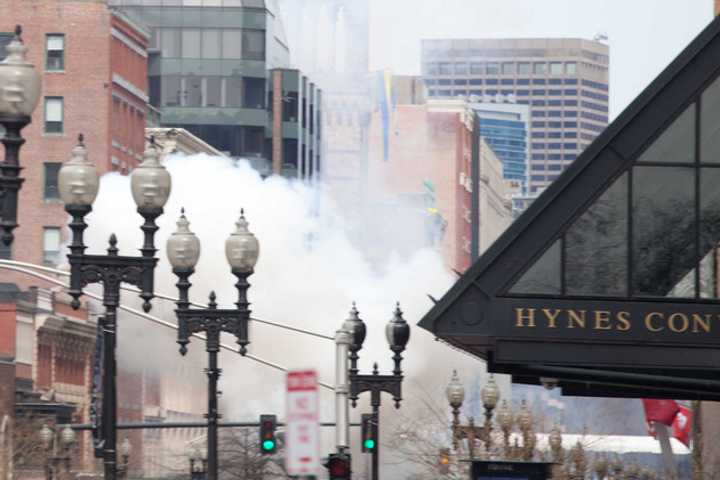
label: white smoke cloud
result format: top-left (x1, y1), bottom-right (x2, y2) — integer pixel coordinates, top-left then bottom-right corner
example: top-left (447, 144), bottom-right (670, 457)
top-left (82, 154), bottom-right (489, 439)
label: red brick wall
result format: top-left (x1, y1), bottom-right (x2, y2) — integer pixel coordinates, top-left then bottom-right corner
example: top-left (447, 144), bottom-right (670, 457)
top-left (0, 1), bottom-right (147, 285)
top-left (55, 355), bottom-right (84, 385)
top-left (0, 302), bottom-right (17, 357)
top-left (37, 342), bottom-right (51, 388)
top-left (109, 14), bottom-right (149, 172)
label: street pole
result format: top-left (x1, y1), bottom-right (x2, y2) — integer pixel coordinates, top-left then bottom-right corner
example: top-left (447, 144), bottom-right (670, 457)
top-left (371, 406), bottom-right (379, 480)
top-left (207, 343), bottom-right (220, 480)
top-left (334, 327), bottom-right (351, 451)
top-left (103, 307), bottom-right (118, 480)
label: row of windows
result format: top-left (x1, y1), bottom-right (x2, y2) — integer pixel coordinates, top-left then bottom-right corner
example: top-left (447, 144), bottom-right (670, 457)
top-left (532, 153), bottom-right (578, 161)
top-left (1, 33), bottom-right (66, 70)
top-left (150, 27), bottom-right (265, 60)
top-left (531, 174), bottom-right (560, 182)
top-left (581, 79), bottom-right (609, 92)
top-left (582, 89), bottom-right (609, 102)
top-left (581, 122), bottom-right (606, 132)
top-left (580, 100), bottom-right (609, 113)
top-left (531, 142), bottom-right (579, 150)
top-left (531, 163), bottom-right (565, 171)
top-left (581, 111), bottom-right (609, 123)
top-left (426, 78), bottom-right (580, 86)
top-left (533, 99), bottom-right (577, 106)
top-left (531, 121), bottom-right (578, 129)
top-left (429, 88), bottom-right (591, 98)
top-left (425, 61), bottom-right (578, 76)
top-left (532, 131), bottom-right (578, 139)
top-left (531, 110), bottom-right (579, 118)
top-left (150, 75), bottom-right (266, 109)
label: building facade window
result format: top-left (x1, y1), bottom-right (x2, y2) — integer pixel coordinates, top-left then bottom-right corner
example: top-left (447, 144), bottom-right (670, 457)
top-left (0, 242), bottom-right (10, 260)
top-left (43, 227), bottom-right (61, 266)
top-left (534, 62), bottom-right (547, 75)
top-left (44, 163), bottom-right (61, 200)
top-left (470, 62), bottom-right (484, 74)
top-left (518, 62), bottom-right (531, 74)
top-left (455, 63), bottom-right (467, 75)
top-left (242, 29), bottom-right (265, 60)
top-left (439, 62), bottom-right (452, 75)
top-left (502, 62), bottom-right (515, 75)
top-left (45, 34), bottom-right (65, 71)
top-left (44, 97), bottom-right (63, 134)
top-left (549, 62), bottom-right (563, 75)
top-left (486, 62), bottom-right (499, 74)
top-left (0, 32), bottom-right (13, 61)
top-left (566, 62), bottom-right (577, 75)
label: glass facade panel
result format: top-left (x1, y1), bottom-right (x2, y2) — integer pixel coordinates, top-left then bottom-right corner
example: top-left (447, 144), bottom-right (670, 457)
top-left (222, 29), bottom-right (242, 59)
top-left (486, 62), bottom-right (499, 74)
top-left (699, 168), bottom-right (720, 297)
top-left (201, 29), bottom-right (221, 59)
top-left (565, 173), bottom-right (627, 295)
top-left (470, 62), bottom-right (484, 74)
top-left (243, 77), bottom-right (265, 108)
top-left (549, 62), bottom-right (563, 75)
top-left (182, 29), bottom-right (201, 58)
top-left (637, 103), bottom-right (695, 164)
top-left (534, 62), bottom-right (547, 75)
top-left (226, 76), bottom-right (243, 107)
top-left (205, 76), bottom-right (222, 106)
top-left (160, 28), bottom-right (181, 57)
top-left (242, 29), bottom-right (265, 61)
top-left (502, 62), bottom-right (514, 75)
top-left (510, 240), bottom-right (561, 294)
top-left (455, 63), bottom-right (468, 75)
top-left (161, 75), bottom-right (182, 106)
top-left (633, 166), bottom-right (695, 297)
top-left (701, 75), bottom-right (720, 163)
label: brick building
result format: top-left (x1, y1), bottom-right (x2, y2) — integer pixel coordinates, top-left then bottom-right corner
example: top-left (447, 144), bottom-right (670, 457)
top-left (367, 98), bottom-right (512, 273)
top-left (0, 0), bottom-right (149, 271)
top-left (0, 4), bottom-right (205, 478)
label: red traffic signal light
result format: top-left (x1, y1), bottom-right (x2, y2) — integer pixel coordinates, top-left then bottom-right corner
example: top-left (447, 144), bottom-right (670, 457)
top-left (325, 452), bottom-right (351, 479)
top-left (259, 414), bottom-right (277, 454)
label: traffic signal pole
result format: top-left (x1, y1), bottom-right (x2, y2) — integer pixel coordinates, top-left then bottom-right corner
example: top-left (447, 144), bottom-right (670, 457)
top-left (371, 407), bottom-right (379, 480)
top-left (334, 328), bottom-right (352, 451)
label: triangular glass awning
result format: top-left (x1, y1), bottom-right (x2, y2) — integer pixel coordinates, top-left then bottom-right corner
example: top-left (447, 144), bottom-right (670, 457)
top-left (419, 15), bottom-right (720, 399)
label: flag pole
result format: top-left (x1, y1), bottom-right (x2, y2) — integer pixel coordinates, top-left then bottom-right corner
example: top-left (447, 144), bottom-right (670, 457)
top-left (654, 422), bottom-right (677, 480)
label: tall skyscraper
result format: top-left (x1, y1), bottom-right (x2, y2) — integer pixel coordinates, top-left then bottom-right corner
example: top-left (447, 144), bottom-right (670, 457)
top-left (470, 99), bottom-right (529, 189)
top-left (421, 38), bottom-right (609, 194)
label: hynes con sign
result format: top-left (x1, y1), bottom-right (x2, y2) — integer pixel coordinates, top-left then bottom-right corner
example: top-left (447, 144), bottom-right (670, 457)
top-left (491, 299), bottom-right (720, 344)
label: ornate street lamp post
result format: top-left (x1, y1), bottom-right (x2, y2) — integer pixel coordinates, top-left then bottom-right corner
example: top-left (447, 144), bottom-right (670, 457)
top-left (58, 135), bottom-right (171, 480)
top-left (166, 209), bottom-right (259, 480)
top-left (444, 371), bottom-right (501, 460)
top-left (346, 303), bottom-right (410, 480)
top-left (39, 423), bottom-right (76, 480)
top-left (0, 25), bottom-right (41, 246)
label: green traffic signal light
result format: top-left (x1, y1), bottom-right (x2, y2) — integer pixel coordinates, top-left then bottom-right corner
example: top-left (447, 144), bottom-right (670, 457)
top-left (262, 439), bottom-right (275, 451)
top-left (363, 439), bottom-right (376, 450)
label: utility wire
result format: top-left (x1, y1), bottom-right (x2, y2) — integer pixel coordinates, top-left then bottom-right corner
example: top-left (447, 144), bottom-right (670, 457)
top-left (0, 262), bottom-right (335, 391)
top-left (0, 260), bottom-right (335, 341)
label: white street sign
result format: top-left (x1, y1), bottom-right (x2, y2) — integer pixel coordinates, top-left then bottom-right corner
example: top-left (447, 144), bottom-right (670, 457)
top-left (286, 370), bottom-right (321, 476)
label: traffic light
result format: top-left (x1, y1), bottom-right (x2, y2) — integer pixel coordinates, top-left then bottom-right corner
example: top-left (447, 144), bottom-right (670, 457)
top-left (259, 414), bottom-right (277, 454)
top-left (361, 413), bottom-right (377, 453)
top-left (324, 452), bottom-right (351, 480)
top-left (438, 448), bottom-right (450, 474)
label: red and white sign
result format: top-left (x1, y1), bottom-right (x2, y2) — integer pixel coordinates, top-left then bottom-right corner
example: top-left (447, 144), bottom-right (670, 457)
top-left (285, 370), bottom-right (321, 476)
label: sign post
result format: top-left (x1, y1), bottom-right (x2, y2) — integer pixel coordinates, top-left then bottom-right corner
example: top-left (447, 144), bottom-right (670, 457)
top-left (286, 370), bottom-right (321, 478)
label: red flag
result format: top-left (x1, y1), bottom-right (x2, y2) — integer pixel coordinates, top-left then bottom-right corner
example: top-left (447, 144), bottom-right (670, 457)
top-left (642, 399), bottom-right (679, 426)
top-left (672, 406), bottom-right (692, 447)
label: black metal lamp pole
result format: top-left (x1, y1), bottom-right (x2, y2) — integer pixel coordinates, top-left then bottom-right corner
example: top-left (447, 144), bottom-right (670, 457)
top-left (0, 25), bottom-right (41, 246)
top-left (346, 303), bottom-right (410, 480)
top-left (167, 209), bottom-right (259, 480)
top-left (58, 136), bottom-right (171, 480)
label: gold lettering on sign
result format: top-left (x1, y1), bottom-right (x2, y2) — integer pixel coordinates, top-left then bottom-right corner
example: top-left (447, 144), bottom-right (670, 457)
top-left (567, 309), bottom-right (586, 329)
top-left (644, 312), bottom-right (664, 332)
top-left (617, 311), bottom-right (631, 331)
top-left (515, 308), bottom-right (536, 327)
top-left (593, 310), bottom-right (612, 330)
top-left (668, 313), bottom-right (689, 333)
top-left (542, 308), bottom-right (561, 328)
top-left (692, 314), bottom-right (712, 333)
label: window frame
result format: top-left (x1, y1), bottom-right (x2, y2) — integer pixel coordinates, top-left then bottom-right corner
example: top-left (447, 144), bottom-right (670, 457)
top-left (44, 97), bottom-right (64, 135)
top-left (45, 33), bottom-right (65, 71)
